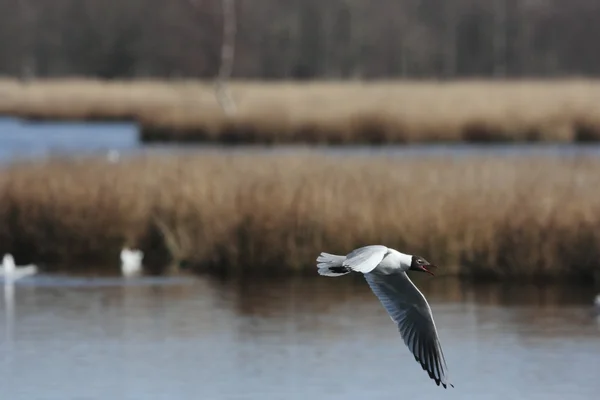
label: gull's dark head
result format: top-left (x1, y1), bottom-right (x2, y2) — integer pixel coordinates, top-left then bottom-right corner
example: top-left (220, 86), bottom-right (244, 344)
top-left (409, 255), bottom-right (437, 276)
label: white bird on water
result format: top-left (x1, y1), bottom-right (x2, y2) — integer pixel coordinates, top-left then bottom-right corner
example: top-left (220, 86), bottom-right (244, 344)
top-left (0, 254), bottom-right (37, 284)
top-left (593, 294), bottom-right (600, 315)
top-left (120, 248), bottom-right (143, 277)
top-left (316, 245), bottom-right (453, 389)
top-left (107, 149), bottom-right (120, 163)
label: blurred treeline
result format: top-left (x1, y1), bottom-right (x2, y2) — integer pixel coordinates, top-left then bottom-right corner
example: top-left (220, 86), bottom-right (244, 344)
top-left (1, 0), bottom-right (599, 80)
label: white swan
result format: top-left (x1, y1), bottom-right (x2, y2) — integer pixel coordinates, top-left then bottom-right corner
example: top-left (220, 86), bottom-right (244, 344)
top-left (0, 254), bottom-right (37, 284)
top-left (120, 248), bottom-right (143, 277)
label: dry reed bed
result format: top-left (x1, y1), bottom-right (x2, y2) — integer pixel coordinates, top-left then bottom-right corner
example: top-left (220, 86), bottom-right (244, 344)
top-left (0, 153), bottom-right (599, 281)
top-left (2, 78), bottom-right (600, 143)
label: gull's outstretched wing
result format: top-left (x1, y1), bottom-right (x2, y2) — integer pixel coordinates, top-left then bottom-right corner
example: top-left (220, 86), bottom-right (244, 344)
top-left (363, 271), bottom-right (453, 389)
top-left (342, 245), bottom-right (389, 273)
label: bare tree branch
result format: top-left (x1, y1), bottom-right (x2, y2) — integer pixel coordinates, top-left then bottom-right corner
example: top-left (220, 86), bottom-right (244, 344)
top-left (185, 0), bottom-right (237, 115)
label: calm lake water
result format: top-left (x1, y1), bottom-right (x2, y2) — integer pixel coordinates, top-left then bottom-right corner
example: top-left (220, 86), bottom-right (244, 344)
top-left (3, 117), bottom-right (600, 163)
top-left (1, 274), bottom-right (599, 400)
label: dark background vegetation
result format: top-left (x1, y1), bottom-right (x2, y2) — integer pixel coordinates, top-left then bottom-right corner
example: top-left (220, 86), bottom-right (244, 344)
top-left (1, 0), bottom-right (599, 80)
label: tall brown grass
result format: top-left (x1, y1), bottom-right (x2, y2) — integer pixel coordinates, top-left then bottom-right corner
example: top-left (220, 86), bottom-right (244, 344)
top-left (2, 78), bottom-right (600, 143)
top-left (0, 153), bottom-right (599, 281)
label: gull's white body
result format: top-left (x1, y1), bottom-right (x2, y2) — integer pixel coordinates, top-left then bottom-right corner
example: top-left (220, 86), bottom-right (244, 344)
top-left (120, 248), bottom-right (143, 277)
top-left (316, 245), bottom-right (453, 389)
top-left (0, 254), bottom-right (37, 284)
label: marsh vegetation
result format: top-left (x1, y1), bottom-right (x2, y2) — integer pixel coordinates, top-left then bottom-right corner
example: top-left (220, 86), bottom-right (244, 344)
top-left (2, 79), bottom-right (600, 145)
top-left (1, 153), bottom-right (599, 280)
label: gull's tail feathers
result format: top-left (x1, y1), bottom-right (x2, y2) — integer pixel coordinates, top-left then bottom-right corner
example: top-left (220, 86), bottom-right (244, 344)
top-left (316, 252), bottom-right (350, 277)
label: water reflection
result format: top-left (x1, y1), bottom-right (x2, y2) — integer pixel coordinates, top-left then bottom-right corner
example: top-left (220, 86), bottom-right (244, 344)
top-left (209, 275), bottom-right (599, 335)
top-left (0, 273), bottom-right (598, 400)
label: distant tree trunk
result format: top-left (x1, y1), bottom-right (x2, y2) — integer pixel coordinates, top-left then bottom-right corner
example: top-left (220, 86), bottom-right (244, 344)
top-left (294, 0), bottom-right (322, 79)
top-left (18, 0), bottom-right (37, 81)
top-left (442, 0), bottom-right (458, 78)
top-left (492, 0), bottom-right (508, 77)
top-left (332, 2), bottom-right (353, 78)
top-left (516, 0), bottom-right (533, 77)
top-left (399, 39), bottom-right (409, 78)
top-left (215, 0), bottom-right (236, 115)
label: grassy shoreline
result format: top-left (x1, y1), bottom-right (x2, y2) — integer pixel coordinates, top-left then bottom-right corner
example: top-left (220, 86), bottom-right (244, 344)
top-left (2, 78), bottom-right (600, 144)
top-left (0, 153), bottom-right (599, 282)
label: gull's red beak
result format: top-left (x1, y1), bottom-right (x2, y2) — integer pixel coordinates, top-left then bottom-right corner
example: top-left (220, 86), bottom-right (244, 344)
top-left (422, 265), bottom-right (436, 276)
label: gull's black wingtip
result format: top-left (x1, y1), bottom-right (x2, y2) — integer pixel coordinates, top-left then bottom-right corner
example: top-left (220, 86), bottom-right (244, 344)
top-left (440, 382), bottom-right (455, 389)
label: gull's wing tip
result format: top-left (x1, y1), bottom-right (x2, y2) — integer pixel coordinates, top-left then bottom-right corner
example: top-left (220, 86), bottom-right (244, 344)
top-left (432, 375), bottom-right (453, 389)
top-left (440, 381), bottom-right (454, 389)
top-left (435, 380), bottom-right (453, 389)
